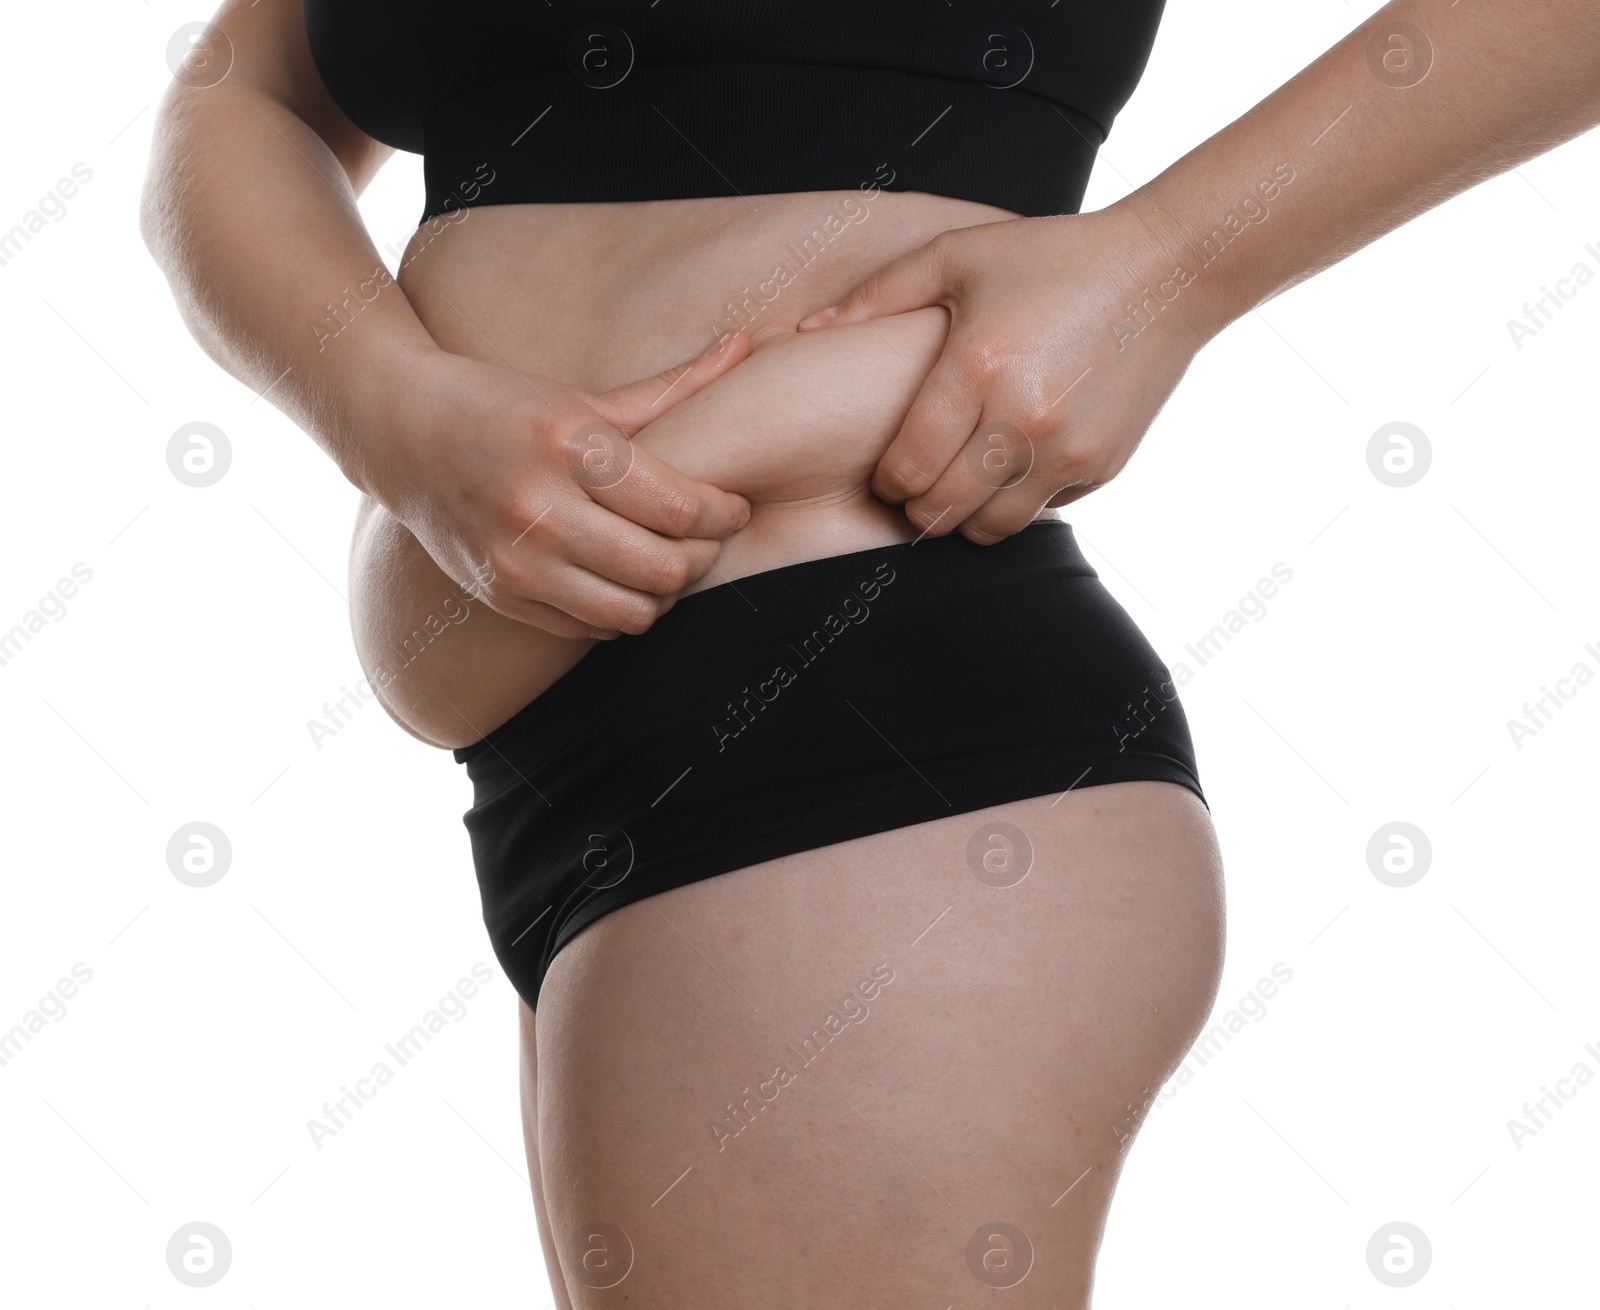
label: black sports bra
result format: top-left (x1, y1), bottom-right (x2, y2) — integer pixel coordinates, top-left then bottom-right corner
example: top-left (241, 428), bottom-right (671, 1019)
top-left (301, 1), bottom-right (1166, 227)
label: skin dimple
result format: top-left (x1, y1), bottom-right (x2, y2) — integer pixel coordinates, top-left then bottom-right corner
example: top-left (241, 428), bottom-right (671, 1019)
top-left (746, 320), bottom-right (798, 350)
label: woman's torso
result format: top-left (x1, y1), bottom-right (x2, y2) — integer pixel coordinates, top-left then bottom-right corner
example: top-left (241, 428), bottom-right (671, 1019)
top-left (351, 189), bottom-right (1029, 747)
top-left (392, 186), bottom-right (995, 405)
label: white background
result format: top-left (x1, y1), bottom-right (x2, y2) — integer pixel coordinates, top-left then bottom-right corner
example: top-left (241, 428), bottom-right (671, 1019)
top-left (2, 0), bottom-right (1596, 1305)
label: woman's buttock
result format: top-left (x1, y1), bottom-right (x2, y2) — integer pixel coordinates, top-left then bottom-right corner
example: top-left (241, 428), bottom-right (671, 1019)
top-left (350, 189), bottom-right (1025, 750)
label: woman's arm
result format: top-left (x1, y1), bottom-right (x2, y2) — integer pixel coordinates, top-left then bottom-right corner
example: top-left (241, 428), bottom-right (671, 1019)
top-left (138, 2), bottom-right (414, 471)
top-left (140, 0), bottom-right (753, 640)
top-left (798, 0), bottom-right (1600, 541)
top-left (1131, 0), bottom-right (1600, 338)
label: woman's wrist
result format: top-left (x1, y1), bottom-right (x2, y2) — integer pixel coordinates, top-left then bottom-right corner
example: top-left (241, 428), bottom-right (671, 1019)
top-left (1067, 195), bottom-right (1240, 358)
top-left (1101, 179), bottom-right (1275, 350)
top-left (325, 339), bottom-right (449, 511)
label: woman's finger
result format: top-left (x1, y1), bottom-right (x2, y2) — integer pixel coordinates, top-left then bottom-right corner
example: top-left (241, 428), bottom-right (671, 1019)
top-left (796, 231), bottom-right (956, 330)
top-left (495, 557), bottom-right (666, 637)
top-left (590, 328), bottom-right (751, 434)
top-left (547, 412), bottom-right (752, 542)
top-left (1044, 484), bottom-right (1092, 510)
top-left (868, 343), bottom-right (986, 512)
top-left (898, 402), bottom-right (1038, 538)
top-left (486, 502), bottom-right (714, 634)
top-left (488, 593), bottom-right (623, 642)
top-left (560, 498), bottom-right (729, 598)
top-left (959, 469), bottom-right (1085, 545)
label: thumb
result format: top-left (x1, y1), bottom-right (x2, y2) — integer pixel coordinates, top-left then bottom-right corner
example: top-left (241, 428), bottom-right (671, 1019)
top-left (796, 234), bottom-right (954, 331)
top-left (589, 328), bottom-right (752, 435)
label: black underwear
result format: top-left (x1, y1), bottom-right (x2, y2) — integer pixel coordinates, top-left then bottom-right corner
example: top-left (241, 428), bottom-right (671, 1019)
top-left (454, 518), bottom-right (1204, 1011)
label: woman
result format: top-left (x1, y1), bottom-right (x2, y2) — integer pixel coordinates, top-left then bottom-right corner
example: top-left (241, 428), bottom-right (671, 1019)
top-left (141, 1), bottom-right (1600, 1304)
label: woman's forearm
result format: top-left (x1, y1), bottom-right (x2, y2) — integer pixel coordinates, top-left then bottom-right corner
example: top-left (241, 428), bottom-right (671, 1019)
top-left (1128, 0), bottom-right (1600, 340)
top-left (139, 66), bottom-right (437, 500)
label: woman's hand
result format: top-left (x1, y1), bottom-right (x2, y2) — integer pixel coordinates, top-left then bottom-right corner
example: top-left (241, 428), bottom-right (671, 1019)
top-left (352, 308), bottom-right (953, 747)
top-left (368, 331), bottom-right (756, 640)
top-left (796, 203), bottom-right (1217, 543)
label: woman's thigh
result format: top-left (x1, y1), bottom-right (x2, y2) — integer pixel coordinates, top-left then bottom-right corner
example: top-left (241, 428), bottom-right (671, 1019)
top-left (525, 779), bottom-right (1225, 1310)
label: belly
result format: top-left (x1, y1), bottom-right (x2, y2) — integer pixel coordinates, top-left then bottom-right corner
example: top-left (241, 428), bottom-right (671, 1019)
top-left (350, 189), bottom-right (1023, 748)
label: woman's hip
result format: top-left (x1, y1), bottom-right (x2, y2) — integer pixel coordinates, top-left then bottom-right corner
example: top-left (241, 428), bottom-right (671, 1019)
top-left (456, 518), bottom-right (1208, 1012)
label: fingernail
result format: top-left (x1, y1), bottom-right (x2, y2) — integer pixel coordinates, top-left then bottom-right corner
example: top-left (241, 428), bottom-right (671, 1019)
top-left (797, 305), bottom-right (838, 330)
top-left (701, 331), bottom-right (735, 357)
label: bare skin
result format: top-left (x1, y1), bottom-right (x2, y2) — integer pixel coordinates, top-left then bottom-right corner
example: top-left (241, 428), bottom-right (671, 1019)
top-left (140, 0), bottom-right (1600, 1305)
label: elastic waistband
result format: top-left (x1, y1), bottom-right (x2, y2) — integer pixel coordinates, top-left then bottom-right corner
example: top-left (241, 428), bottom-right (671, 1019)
top-left (454, 517), bottom-right (1095, 768)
